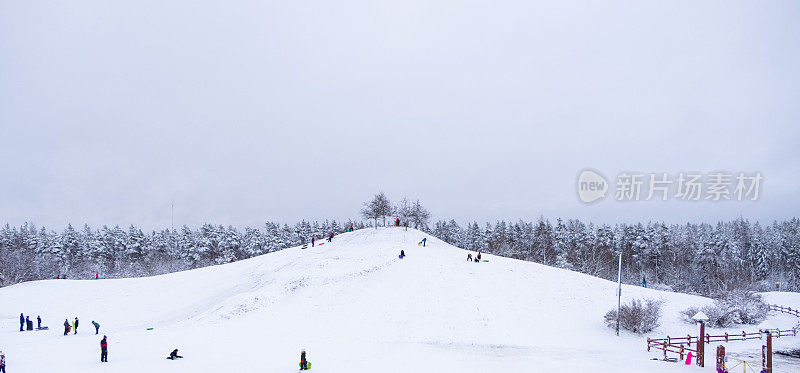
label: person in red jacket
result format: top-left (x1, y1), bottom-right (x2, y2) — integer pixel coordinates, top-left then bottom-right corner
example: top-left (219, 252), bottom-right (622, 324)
top-left (100, 335), bottom-right (108, 362)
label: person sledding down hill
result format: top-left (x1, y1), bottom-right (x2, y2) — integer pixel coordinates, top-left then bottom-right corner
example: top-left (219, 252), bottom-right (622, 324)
top-left (167, 349), bottom-right (183, 360)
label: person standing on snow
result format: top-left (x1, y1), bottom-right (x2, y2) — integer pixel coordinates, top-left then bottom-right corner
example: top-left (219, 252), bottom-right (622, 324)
top-left (19, 313), bottom-right (24, 332)
top-left (26, 316), bottom-right (32, 331)
top-left (64, 319), bottom-right (70, 335)
top-left (74, 317), bottom-right (79, 334)
top-left (92, 320), bottom-right (100, 334)
top-left (642, 276), bottom-right (647, 288)
top-left (419, 237), bottom-right (427, 247)
top-left (311, 236), bottom-right (315, 247)
top-left (100, 335), bottom-right (108, 362)
top-left (399, 250), bottom-right (405, 259)
top-left (300, 350), bottom-right (308, 370)
top-left (37, 315), bottom-right (41, 329)
top-left (328, 232), bottom-right (334, 242)
top-left (0, 350), bottom-right (5, 373)
top-left (467, 253), bottom-right (472, 261)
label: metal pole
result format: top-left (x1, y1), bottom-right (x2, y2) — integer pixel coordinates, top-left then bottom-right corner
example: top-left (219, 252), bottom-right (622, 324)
top-left (616, 251), bottom-right (622, 336)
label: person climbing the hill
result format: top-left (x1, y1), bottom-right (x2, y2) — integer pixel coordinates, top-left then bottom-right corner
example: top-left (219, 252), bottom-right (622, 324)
top-left (349, 223), bottom-right (354, 232)
top-left (167, 349), bottom-right (182, 360)
top-left (92, 320), bottom-right (100, 334)
top-left (0, 350), bottom-right (5, 373)
top-left (328, 232), bottom-right (333, 242)
top-left (419, 237), bottom-right (427, 247)
top-left (100, 335), bottom-right (108, 362)
top-left (300, 349), bottom-right (308, 370)
top-left (74, 317), bottom-right (79, 334)
top-left (19, 313), bottom-right (24, 332)
top-left (399, 250), bottom-right (405, 259)
top-left (312, 236), bottom-right (315, 247)
top-left (467, 253), bottom-right (472, 261)
top-left (642, 276), bottom-right (647, 288)
top-left (64, 319), bottom-right (70, 335)
top-left (37, 315), bottom-right (41, 329)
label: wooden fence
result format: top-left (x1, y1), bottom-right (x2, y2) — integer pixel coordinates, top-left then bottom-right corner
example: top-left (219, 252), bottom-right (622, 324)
top-left (647, 304), bottom-right (799, 362)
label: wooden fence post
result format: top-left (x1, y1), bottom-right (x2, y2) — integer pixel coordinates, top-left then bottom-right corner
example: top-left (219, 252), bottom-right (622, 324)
top-left (766, 332), bottom-right (772, 373)
top-left (697, 322), bottom-right (705, 367)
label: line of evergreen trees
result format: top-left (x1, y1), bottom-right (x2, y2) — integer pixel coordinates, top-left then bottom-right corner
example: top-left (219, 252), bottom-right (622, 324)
top-left (2, 216), bottom-right (798, 295)
top-left (431, 217), bottom-right (800, 294)
top-left (0, 219), bottom-right (369, 286)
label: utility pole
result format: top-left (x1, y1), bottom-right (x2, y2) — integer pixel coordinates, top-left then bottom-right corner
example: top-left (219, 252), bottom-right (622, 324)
top-left (616, 251), bottom-right (622, 336)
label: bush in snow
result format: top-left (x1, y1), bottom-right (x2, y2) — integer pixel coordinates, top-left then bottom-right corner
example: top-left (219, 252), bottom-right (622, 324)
top-left (605, 298), bottom-right (663, 334)
top-left (681, 290), bottom-right (768, 328)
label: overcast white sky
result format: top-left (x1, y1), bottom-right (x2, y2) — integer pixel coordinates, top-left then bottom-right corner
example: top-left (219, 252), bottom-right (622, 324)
top-left (1, 0), bottom-right (798, 230)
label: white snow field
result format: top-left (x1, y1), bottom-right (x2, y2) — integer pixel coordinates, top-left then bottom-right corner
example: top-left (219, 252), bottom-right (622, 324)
top-left (2, 228), bottom-right (799, 372)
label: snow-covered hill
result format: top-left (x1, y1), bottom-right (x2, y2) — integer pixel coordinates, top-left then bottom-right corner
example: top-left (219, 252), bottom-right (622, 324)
top-left (2, 228), bottom-right (799, 372)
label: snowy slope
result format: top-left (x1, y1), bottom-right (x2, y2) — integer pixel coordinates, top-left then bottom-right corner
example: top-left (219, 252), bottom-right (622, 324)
top-left (2, 228), bottom-right (799, 372)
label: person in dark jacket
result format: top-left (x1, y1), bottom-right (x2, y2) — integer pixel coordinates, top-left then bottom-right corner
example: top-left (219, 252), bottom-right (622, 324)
top-left (300, 350), bottom-right (308, 370)
top-left (168, 349), bottom-right (182, 360)
top-left (311, 236), bottom-right (315, 247)
top-left (100, 336), bottom-right (108, 362)
top-left (64, 319), bottom-right (70, 335)
top-left (92, 320), bottom-right (100, 334)
top-left (74, 317), bottom-right (79, 334)
top-left (20, 313), bottom-right (24, 332)
top-left (26, 316), bottom-right (32, 331)
top-left (476, 252), bottom-right (482, 261)
top-left (467, 253), bottom-right (472, 261)
top-left (1, 350), bottom-right (6, 373)
top-left (37, 315), bottom-right (41, 329)
top-left (399, 250), bottom-right (405, 259)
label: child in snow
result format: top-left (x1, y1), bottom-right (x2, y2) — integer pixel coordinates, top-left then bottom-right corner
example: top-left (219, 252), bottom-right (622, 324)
top-left (0, 350), bottom-right (5, 373)
top-left (300, 350), bottom-right (308, 370)
top-left (467, 253), bottom-right (472, 261)
top-left (64, 319), bottom-right (70, 335)
top-left (168, 349), bottom-right (183, 360)
top-left (92, 320), bottom-right (100, 334)
top-left (100, 336), bottom-right (108, 362)
top-left (399, 250), bottom-right (405, 259)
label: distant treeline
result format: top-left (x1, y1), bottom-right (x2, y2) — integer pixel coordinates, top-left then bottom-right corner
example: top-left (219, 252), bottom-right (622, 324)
top-left (0, 220), bottom-right (370, 286)
top-left (1, 217), bottom-right (799, 295)
top-left (430, 217), bottom-right (800, 294)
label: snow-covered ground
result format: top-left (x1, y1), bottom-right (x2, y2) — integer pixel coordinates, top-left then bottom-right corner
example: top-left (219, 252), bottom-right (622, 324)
top-left (2, 228), bottom-right (799, 372)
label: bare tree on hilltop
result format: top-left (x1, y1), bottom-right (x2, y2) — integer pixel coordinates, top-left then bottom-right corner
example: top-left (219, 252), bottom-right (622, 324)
top-left (361, 192), bottom-right (393, 228)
